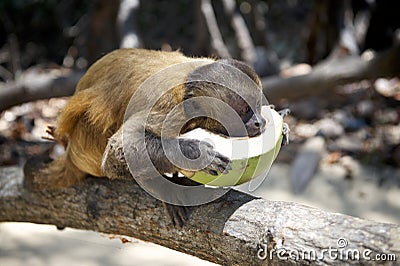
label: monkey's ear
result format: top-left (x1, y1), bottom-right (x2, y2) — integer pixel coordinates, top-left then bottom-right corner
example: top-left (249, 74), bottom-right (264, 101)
top-left (217, 58), bottom-right (261, 87)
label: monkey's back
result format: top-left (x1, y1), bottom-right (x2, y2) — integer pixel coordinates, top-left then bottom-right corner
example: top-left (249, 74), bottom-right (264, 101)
top-left (54, 49), bottom-right (212, 176)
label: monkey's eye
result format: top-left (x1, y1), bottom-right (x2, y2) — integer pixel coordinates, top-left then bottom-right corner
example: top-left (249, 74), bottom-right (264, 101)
top-left (241, 105), bottom-right (250, 114)
top-left (240, 105), bottom-right (253, 123)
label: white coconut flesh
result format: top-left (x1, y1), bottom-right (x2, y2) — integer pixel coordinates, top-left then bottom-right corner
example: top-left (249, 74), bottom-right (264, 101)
top-left (178, 105), bottom-right (284, 186)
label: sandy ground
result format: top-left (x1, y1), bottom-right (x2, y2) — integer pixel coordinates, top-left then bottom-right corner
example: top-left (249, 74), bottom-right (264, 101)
top-left (1, 160), bottom-right (399, 265)
top-left (0, 223), bottom-right (216, 266)
top-left (238, 161), bottom-right (400, 224)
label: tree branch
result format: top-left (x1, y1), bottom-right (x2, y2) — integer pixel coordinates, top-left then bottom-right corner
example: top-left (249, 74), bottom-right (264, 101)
top-left (263, 42), bottom-right (400, 102)
top-left (222, 0), bottom-right (257, 65)
top-left (200, 0), bottom-right (231, 58)
top-left (0, 70), bottom-right (83, 112)
top-left (117, 0), bottom-right (142, 48)
top-left (1, 166), bottom-right (398, 265)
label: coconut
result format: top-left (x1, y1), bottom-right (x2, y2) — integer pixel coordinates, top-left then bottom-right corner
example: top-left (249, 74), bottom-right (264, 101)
top-left (179, 105), bottom-right (284, 186)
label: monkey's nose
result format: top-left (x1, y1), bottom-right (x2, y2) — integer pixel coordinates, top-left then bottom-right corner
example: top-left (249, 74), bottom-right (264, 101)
top-left (257, 116), bottom-right (266, 129)
top-left (253, 115), bottom-right (266, 129)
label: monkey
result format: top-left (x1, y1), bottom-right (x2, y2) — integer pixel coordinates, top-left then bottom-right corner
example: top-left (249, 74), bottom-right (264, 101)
top-left (24, 48), bottom-right (267, 225)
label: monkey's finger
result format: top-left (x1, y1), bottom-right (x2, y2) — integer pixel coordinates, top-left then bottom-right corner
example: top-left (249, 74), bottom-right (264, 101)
top-left (174, 212), bottom-right (185, 227)
top-left (204, 169), bottom-right (218, 176)
top-left (221, 163), bottom-right (232, 173)
top-left (218, 157), bottom-right (232, 171)
top-left (216, 154), bottom-right (231, 164)
top-left (210, 158), bottom-right (230, 173)
top-left (207, 162), bottom-right (224, 174)
top-left (211, 156), bottom-right (226, 166)
top-left (163, 202), bottom-right (176, 226)
top-left (217, 165), bottom-right (228, 174)
top-left (278, 108), bottom-right (291, 118)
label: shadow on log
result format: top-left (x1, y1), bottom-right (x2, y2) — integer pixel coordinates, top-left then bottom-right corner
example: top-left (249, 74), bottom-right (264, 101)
top-left (0, 166), bottom-right (398, 265)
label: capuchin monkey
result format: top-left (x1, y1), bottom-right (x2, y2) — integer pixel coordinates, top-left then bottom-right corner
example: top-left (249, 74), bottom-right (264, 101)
top-left (24, 48), bottom-right (268, 225)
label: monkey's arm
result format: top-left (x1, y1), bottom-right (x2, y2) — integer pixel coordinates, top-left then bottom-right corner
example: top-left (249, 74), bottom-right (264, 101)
top-left (101, 115), bottom-right (230, 227)
top-left (101, 114), bottom-right (230, 180)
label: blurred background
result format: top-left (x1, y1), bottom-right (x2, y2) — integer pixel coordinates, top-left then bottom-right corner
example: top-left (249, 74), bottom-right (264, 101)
top-left (0, 0), bottom-right (399, 265)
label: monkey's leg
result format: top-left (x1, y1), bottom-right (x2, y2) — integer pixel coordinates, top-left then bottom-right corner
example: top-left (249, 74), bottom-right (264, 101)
top-left (162, 202), bottom-right (189, 227)
top-left (101, 129), bottom-right (131, 180)
top-left (161, 173), bottom-right (203, 227)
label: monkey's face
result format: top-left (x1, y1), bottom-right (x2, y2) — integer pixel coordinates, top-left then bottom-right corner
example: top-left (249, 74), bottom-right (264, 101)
top-left (233, 97), bottom-right (266, 137)
top-left (183, 59), bottom-right (266, 138)
top-left (185, 89), bottom-right (265, 138)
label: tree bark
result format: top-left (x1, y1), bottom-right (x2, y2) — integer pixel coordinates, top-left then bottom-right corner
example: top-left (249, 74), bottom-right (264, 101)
top-left (1, 166), bottom-right (398, 265)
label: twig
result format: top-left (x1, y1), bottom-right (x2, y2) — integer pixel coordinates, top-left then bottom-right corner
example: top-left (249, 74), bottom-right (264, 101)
top-left (222, 0), bottom-right (256, 65)
top-left (192, 0), bottom-right (211, 55)
top-left (8, 34), bottom-right (21, 78)
top-left (117, 0), bottom-right (142, 48)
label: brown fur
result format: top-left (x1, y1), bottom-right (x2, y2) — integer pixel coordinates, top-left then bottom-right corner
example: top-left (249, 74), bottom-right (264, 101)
top-left (33, 49), bottom-right (215, 188)
top-left (28, 48), bottom-right (265, 190)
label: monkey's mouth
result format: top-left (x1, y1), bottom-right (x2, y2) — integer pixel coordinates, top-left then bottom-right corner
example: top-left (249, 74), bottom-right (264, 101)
top-left (247, 127), bottom-right (266, 138)
top-left (216, 127), bottom-right (266, 139)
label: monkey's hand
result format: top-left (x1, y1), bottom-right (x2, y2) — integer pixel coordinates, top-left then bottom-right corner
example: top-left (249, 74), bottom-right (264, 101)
top-left (102, 128), bottom-right (231, 180)
top-left (177, 139), bottom-right (231, 176)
